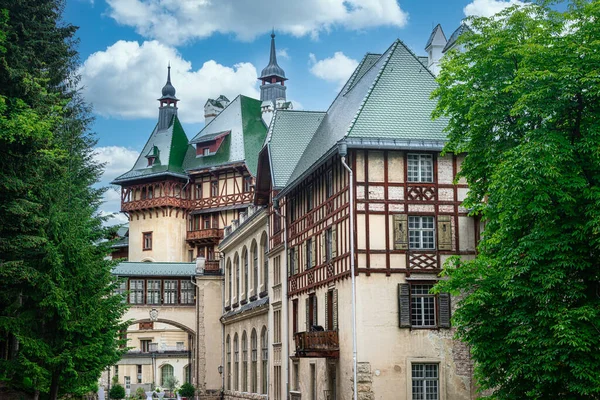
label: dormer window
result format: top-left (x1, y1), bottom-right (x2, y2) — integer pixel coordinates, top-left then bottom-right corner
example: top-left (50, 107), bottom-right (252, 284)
top-left (203, 148), bottom-right (210, 156)
top-left (145, 145), bottom-right (160, 167)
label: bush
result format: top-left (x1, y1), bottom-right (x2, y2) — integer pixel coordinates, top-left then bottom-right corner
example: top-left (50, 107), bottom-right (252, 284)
top-left (109, 384), bottom-right (126, 400)
top-left (178, 382), bottom-right (195, 398)
top-left (135, 387), bottom-right (146, 399)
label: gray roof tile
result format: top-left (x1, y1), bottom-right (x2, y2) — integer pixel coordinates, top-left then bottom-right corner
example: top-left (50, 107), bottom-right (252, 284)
top-left (112, 262), bottom-right (197, 276)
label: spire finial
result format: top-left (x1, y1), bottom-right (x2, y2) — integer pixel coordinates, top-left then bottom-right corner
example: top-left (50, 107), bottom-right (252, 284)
top-left (167, 62), bottom-right (171, 84)
top-left (271, 27), bottom-right (275, 39)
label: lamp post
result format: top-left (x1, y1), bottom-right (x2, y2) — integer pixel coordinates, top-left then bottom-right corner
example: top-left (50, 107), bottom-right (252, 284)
top-left (218, 366), bottom-right (223, 400)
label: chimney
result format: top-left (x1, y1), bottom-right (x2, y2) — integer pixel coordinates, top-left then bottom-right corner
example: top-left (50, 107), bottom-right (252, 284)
top-left (204, 95), bottom-right (230, 125)
top-left (261, 100), bottom-right (274, 127)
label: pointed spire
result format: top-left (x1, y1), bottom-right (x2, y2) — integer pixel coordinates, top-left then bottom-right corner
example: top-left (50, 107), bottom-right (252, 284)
top-left (259, 30), bottom-right (286, 80)
top-left (160, 63), bottom-right (177, 100)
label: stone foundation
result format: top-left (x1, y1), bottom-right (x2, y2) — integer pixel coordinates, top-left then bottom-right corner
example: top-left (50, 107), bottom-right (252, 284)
top-left (223, 390), bottom-right (267, 400)
top-left (355, 362), bottom-right (374, 400)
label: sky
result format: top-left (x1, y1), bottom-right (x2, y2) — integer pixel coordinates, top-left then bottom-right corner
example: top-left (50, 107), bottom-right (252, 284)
top-left (64, 0), bottom-right (523, 225)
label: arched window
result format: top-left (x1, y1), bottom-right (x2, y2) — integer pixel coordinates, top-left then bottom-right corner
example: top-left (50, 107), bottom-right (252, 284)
top-left (161, 364), bottom-right (174, 386)
top-left (251, 329), bottom-right (258, 393)
top-left (252, 241), bottom-right (258, 297)
top-left (235, 254), bottom-right (240, 304)
top-left (226, 335), bottom-right (231, 390)
top-left (226, 258), bottom-right (232, 305)
top-left (183, 364), bottom-right (190, 384)
top-left (243, 248), bottom-right (248, 301)
top-left (234, 333), bottom-right (239, 391)
top-left (261, 326), bottom-right (268, 394)
top-left (242, 331), bottom-right (248, 392)
top-left (261, 232), bottom-right (268, 292)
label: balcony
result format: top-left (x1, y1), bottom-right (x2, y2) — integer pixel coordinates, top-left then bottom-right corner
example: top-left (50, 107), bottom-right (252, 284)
top-left (294, 331), bottom-right (339, 358)
top-left (186, 228), bottom-right (224, 243)
top-left (204, 260), bottom-right (220, 274)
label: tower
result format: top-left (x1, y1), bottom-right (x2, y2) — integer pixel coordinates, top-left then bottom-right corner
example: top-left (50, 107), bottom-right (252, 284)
top-left (425, 24), bottom-right (447, 76)
top-left (258, 30), bottom-right (287, 105)
top-left (158, 64), bottom-right (179, 130)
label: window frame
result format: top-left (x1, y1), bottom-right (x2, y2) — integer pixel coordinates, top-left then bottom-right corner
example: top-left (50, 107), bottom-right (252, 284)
top-left (407, 153), bottom-right (434, 183)
top-left (142, 231), bottom-right (153, 251)
top-left (408, 216), bottom-right (436, 250)
top-left (410, 363), bottom-right (440, 400)
top-left (410, 284), bottom-right (437, 328)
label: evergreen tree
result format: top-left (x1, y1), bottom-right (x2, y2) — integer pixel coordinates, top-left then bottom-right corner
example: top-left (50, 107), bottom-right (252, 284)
top-left (433, 1), bottom-right (600, 398)
top-left (0, 1), bottom-right (128, 398)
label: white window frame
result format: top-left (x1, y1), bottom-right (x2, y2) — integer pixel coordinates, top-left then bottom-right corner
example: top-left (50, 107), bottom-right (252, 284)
top-left (406, 359), bottom-right (445, 400)
top-left (408, 216), bottom-right (435, 250)
top-left (410, 284), bottom-right (437, 327)
top-left (407, 153), bottom-right (434, 183)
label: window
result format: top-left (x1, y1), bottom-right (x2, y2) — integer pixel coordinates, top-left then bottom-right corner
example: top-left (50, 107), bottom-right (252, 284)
top-left (407, 154), bottom-right (433, 183)
top-left (181, 280), bottom-right (195, 304)
top-left (409, 216), bottom-right (435, 250)
top-left (262, 236), bottom-right (269, 291)
top-left (147, 280), bottom-right (161, 305)
top-left (306, 238), bottom-right (313, 270)
top-left (140, 339), bottom-right (152, 352)
top-left (307, 294), bottom-right (318, 331)
top-left (235, 257), bottom-right (240, 303)
top-left (143, 232), bottom-right (152, 250)
top-left (261, 327), bottom-right (268, 394)
top-left (115, 280), bottom-right (127, 302)
top-left (252, 244), bottom-right (258, 296)
top-left (188, 250), bottom-right (194, 262)
top-left (307, 184), bottom-right (313, 211)
top-left (226, 335), bottom-right (231, 390)
top-left (234, 334), bottom-right (239, 391)
top-left (310, 363), bottom-right (317, 400)
top-left (194, 183), bottom-right (202, 199)
top-left (251, 329), bottom-right (258, 393)
top-left (292, 299), bottom-right (298, 334)
top-left (243, 249), bottom-right (249, 300)
top-left (273, 213), bottom-right (281, 233)
top-left (203, 147), bottom-right (210, 156)
top-left (244, 176), bottom-right (252, 192)
top-left (274, 365), bottom-right (281, 400)
top-left (242, 331), bottom-right (248, 392)
top-left (412, 364), bottom-right (439, 400)
top-left (130, 280), bottom-right (144, 304)
top-left (325, 228), bottom-right (333, 262)
top-left (293, 362), bottom-right (299, 391)
top-left (124, 376), bottom-right (131, 390)
top-left (273, 255), bottom-right (281, 285)
top-left (227, 262), bottom-right (232, 305)
top-left (161, 364), bottom-right (174, 387)
top-left (274, 309), bottom-right (281, 343)
top-left (137, 365), bottom-right (142, 383)
top-left (164, 280), bottom-right (178, 304)
top-left (326, 169), bottom-right (333, 198)
top-left (203, 215), bottom-right (211, 229)
top-left (114, 365), bottom-right (119, 381)
top-left (211, 180), bottom-right (218, 197)
top-left (411, 284), bottom-right (436, 327)
top-left (289, 247), bottom-right (297, 275)
top-left (398, 283), bottom-right (450, 329)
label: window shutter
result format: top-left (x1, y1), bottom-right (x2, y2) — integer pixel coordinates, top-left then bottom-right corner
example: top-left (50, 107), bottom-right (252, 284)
top-left (320, 232), bottom-right (326, 263)
top-left (439, 293), bottom-right (451, 328)
top-left (324, 292), bottom-right (329, 331)
top-left (305, 298), bottom-right (310, 332)
top-left (331, 224), bottom-right (338, 258)
top-left (333, 289), bottom-right (338, 331)
top-left (302, 243), bottom-right (307, 272)
top-left (311, 239), bottom-right (316, 268)
top-left (398, 283), bottom-right (411, 328)
top-left (294, 248), bottom-right (299, 274)
top-left (287, 248), bottom-right (292, 276)
top-left (437, 216), bottom-right (452, 251)
top-left (393, 214), bottom-right (409, 250)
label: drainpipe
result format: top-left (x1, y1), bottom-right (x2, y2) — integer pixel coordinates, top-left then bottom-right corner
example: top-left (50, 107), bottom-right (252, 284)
top-left (220, 252), bottom-right (225, 400)
top-left (339, 142), bottom-right (358, 400)
top-left (273, 199), bottom-right (288, 400)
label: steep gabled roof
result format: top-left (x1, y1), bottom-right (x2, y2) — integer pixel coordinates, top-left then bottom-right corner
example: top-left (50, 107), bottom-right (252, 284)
top-left (111, 115), bottom-right (191, 184)
top-left (185, 95), bottom-right (267, 176)
top-left (443, 23), bottom-right (471, 53)
top-left (265, 110), bottom-right (326, 189)
top-left (425, 24), bottom-right (447, 50)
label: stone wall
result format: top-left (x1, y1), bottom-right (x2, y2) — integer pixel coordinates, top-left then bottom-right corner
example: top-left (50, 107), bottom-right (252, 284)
top-left (223, 390), bottom-right (267, 400)
top-left (355, 362), bottom-right (374, 400)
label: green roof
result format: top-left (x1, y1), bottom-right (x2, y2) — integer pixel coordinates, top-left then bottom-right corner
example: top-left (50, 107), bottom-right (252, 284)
top-left (265, 110), bottom-right (326, 189)
top-left (185, 95), bottom-right (267, 176)
top-left (112, 262), bottom-right (197, 277)
top-left (279, 39), bottom-right (448, 195)
top-left (112, 115), bottom-right (191, 184)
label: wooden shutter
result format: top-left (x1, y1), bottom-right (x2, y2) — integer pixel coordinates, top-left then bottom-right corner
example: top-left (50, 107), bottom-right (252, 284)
top-left (439, 293), bottom-right (451, 328)
top-left (331, 224), bottom-right (338, 258)
top-left (333, 289), bottom-right (338, 331)
top-left (324, 292), bottom-right (329, 331)
top-left (293, 247), bottom-right (299, 275)
top-left (393, 214), bottom-right (409, 250)
top-left (398, 283), bottom-right (411, 328)
top-left (305, 297), bottom-right (310, 332)
top-left (311, 239), bottom-right (316, 268)
top-left (287, 248), bottom-right (292, 276)
top-left (437, 216), bottom-right (452, 251)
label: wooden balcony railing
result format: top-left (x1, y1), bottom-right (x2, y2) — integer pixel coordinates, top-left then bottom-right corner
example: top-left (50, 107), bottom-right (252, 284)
top-left (186, 228), bottom-right (224, 243)
top-left (294, 330), bottom-right (339, 358)
top-left (205, 260), bottom-right (220, 273)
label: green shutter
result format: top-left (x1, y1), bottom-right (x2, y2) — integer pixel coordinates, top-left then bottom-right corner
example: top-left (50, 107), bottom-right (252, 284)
top-left (439, 293), bottom-right (451, 328)
top-left (398, 283), bottom-right (411, 328)
top-left (305, 298), bottom-right (310, 332)
top-left (325, 292), bottom-right (330, 331)
top-left (333, 289), bottom-right (338, 331)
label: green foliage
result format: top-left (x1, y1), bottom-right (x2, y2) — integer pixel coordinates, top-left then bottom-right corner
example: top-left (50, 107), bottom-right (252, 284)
top-left (109, 384), bottom-right (126, 400)
top-left (163, 376), bottom-right (179, 391)
top-left (0, 0), bottom-right (128, 398)
top-left (178, 382), bottom-right (195, 398)
top-left (433, 1), bottom-right (600, 398)
top-left (135, 387), bottom-right (146, 399)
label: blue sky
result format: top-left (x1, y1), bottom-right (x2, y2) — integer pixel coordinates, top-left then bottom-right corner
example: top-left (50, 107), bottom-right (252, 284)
top-left (65, 0), bottom-right (522, 223)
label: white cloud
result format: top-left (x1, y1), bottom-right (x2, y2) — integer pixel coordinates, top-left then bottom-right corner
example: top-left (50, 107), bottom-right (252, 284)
top-left (277, 49), bottom-right (290, 60)
top-left (79, 40), bottom-right (260, 123)
top-left (309, 52), bottom-right (359, 88)
top-left (106, 0), bottom-right (408, 45)
top-left (463, 0), bottom-right (524, 17)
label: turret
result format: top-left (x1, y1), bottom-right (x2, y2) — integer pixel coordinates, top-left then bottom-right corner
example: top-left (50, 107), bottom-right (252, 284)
top-left (158, 64), bottom-right (179, 130)
top-left (258, 30), bottom-right (287, 106)
top-left (425, 24), bottom-right (447, 76)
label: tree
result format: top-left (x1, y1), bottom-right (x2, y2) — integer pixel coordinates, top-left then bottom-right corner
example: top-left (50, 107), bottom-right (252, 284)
top-left (432, 1), bottom-right (600, 398)
top-left (0, 1), bottom-right (128, 398)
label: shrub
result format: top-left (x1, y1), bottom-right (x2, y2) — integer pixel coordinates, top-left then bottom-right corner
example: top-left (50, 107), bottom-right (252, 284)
top-left (178, 382), bottom-right (195, 398)
top-left (109, 384), bottom-right (126, 400)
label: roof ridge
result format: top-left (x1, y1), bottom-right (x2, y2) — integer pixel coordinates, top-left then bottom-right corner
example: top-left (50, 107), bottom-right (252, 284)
top-left (344, 40), bottom-right (401, 139)
top-left (192, 94), bottom-right (241, 142)
top-left (396, 39), bottom-right (438, 80)
top-left (343, 53), bottom-right (373, 96)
